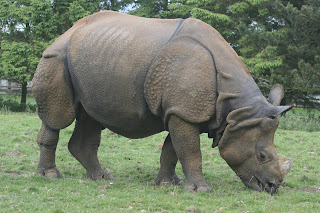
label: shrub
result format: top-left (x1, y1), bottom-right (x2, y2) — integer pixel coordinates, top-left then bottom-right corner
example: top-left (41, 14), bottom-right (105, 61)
top-left (0, 97), bottom-right (37, 113)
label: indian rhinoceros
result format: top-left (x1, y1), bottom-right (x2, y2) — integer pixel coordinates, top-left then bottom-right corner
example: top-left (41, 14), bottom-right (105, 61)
top-left (32, 11), bottom-right (293, 194)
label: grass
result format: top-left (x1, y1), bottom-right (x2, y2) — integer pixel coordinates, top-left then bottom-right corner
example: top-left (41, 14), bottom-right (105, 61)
top-left (279, 108), bottom-right (320, 132)
top-left (0, 113), bottom-right (319, 212)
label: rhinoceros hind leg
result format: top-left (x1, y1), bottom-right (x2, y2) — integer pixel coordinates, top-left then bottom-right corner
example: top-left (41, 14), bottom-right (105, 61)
top-left (37, 122), bottom-right (60, 178)
top-left (33, 54), bottom-right (76, 178)
top-left (168, 115), bottom-right (212, 193)
top-left (154, 134), bottom-right (183, 185)
top-left (68, 106), bottom-right (112, 180)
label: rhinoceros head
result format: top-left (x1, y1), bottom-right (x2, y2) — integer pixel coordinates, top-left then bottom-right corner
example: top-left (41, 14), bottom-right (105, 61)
top-left (218, 85), bottom-right (293, 194)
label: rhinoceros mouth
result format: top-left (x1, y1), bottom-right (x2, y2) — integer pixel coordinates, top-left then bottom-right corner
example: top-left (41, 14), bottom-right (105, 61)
top-left (253, 174), bottom-right (279, 195)
top-left (239, 171), bottom-right (279, 194)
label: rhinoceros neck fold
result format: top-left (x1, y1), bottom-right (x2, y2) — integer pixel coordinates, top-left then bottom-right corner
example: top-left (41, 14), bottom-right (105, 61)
top-left (210, 65), bottom-right (267, 147)
top-left (208, 88), bottom-right (265, 148)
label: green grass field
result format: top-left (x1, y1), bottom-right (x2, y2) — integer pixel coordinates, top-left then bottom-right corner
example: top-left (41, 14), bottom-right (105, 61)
top-left (0, 113), bottom-right (319, 212)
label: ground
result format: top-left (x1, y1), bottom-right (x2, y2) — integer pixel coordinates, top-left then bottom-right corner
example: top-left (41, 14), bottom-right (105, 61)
top-left (0, 112), bottom-right (319, 212)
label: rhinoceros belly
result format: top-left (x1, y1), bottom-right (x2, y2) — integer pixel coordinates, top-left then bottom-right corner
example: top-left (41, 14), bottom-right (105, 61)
top-left (68, 12), bottom-right (182, 138)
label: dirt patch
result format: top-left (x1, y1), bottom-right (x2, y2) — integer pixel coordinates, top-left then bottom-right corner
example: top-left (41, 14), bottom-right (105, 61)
top-left (9, 172), bottom-right (23, 177)
top-left (157, 143), bottom-right (163, 149)
top-left (0, 171), bottom-right (23, 177)
top-left (300, 187), bottom-right (320, 193)
top-left (186, 206), bottom-right (197, 213)
top-left (2, 151), bottom-right (22, 157)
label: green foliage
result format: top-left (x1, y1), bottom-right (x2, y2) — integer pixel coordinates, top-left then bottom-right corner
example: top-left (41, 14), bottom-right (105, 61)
top-left (0, 113), bottom-right (319, 212)
top-left (1, 0), bottom-right (319, 108)
top-left (0, 40), bottom-right (45, 83)
top-left (130, 0), bottom-right (171, 18)
top-left (0, 95), bottom-right (37, 113)
top-left (0, 0), bottom-right (56, 107)
top-left (0, 0), bottom-right (135, 108)
top-left (68, 0), bottom-right (133, 23)
top-left (278, 2), bottom-right (320, 106)
top-left (130, 0), bottom-right (320, 108)
top-left (68, 0), bottom-right (92, 23)
top-left (190, 7), bottom-right (230, 25)
top-left (52, 0), bottom-right (133, 33)
top-left (235, 0), bottom-right (320, 107)
top-left (162, 0), bottom-right (233, 36)
top-left (228, 2), bottom-right (250, 14)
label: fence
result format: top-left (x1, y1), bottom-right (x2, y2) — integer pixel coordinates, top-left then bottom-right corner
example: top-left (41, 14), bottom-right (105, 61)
top-left (0, 80), bottom-right (32, 95)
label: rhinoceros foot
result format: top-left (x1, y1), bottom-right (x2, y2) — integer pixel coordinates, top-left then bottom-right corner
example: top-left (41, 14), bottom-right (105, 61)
top-left (154, 174), bottom-right (183, 186)
top-left (85, 170), bottom-right (113, 181)
top-left (37, 167), bottom-right (60, 179)
top-left (184, 182), bottom-right (212, 193)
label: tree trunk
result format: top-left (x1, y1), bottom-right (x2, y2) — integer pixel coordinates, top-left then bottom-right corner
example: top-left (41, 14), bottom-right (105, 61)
top-left (20, 82), bottom-right (27, 111)
top-left (7, 81), bottom-right (12, 95)
top-left (163, 0), bottom-right (169, 11)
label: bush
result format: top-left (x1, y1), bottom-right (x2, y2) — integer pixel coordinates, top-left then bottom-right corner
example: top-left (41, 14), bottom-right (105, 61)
top-left (0, 97), bottom-right (37, 113)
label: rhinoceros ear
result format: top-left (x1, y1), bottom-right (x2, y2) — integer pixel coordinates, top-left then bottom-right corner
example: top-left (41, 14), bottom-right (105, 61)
top-left (268, 84), bottom-right (293, 117)
top-left (226, 106), bottom-right (264, 131)
top-left (268, 105), bottom-right (293, 118)
top-left (269, 84), bottom-right (284, 106)
top-left (226, 106), bottom-right (255, 126)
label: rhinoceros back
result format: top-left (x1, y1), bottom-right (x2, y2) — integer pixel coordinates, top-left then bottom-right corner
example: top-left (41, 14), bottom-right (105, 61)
top-left (67, 11), bottom-right (183, 138)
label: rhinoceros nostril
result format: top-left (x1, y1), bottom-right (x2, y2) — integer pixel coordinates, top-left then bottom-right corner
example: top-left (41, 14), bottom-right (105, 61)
top-left (266, 181), bottom-right (279, 195)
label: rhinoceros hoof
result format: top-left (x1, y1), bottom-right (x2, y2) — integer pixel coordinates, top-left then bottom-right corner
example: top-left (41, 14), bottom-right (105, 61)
top-left (37, 167), bottom-right (60, 179)
top-left (184, 184), bottom-right (212, 193)
top-left (85, 170), bottom-right (113, 181)
top-left (155, 174), bottom-right (183, 186)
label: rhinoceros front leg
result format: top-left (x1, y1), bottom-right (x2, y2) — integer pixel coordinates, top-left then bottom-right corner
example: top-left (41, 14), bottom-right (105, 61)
top-left (168, 115), bottom-right (212, 192)
top-left (68, 108), bottom-right (112, 180)
top-left (37, 123), bottom-right (60, 178)
top-left (155, 134), bottom-right (183, 185)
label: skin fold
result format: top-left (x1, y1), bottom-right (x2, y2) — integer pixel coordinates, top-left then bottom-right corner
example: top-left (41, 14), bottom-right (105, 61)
top-left (32, 11), bottom-right (292, 193)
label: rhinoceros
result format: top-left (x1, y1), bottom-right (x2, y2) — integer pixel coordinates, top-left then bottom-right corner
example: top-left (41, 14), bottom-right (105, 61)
top-left (32, 11), bottom-right (293, 194)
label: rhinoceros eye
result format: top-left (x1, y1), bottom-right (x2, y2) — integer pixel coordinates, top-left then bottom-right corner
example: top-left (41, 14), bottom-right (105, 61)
top-left (269, 115), bottom-right (276, 119)
top-left (259, 151), bottom-right (267, 161)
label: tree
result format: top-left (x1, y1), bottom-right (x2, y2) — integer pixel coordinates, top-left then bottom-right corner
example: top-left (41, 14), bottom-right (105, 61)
top-left (130, 0), bottom-right (320, 108)
top-left (233, 0), bottom-right (320, 107)
top-left (0, 0), bottom-right (134, 110)
top-left (0, 0), bottom-right (57, 109)
top-left (1, 0), bottom-right (318, 108)
top-left (68, 0), bottom-right (134, 24)
top-left (275, 0), bottom-right (320, 107)
top-left (130, 0), bottom-right (171, 18)
top-left (130, 0), bottom-right (231, 31)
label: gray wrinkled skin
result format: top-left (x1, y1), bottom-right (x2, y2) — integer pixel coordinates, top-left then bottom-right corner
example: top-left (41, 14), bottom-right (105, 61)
top-left (32, 11), bottom-right (292, 193)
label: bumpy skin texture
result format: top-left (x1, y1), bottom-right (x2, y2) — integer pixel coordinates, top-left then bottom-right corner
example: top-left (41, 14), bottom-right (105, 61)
top-left (32, 11), bottom-right (292, 193)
